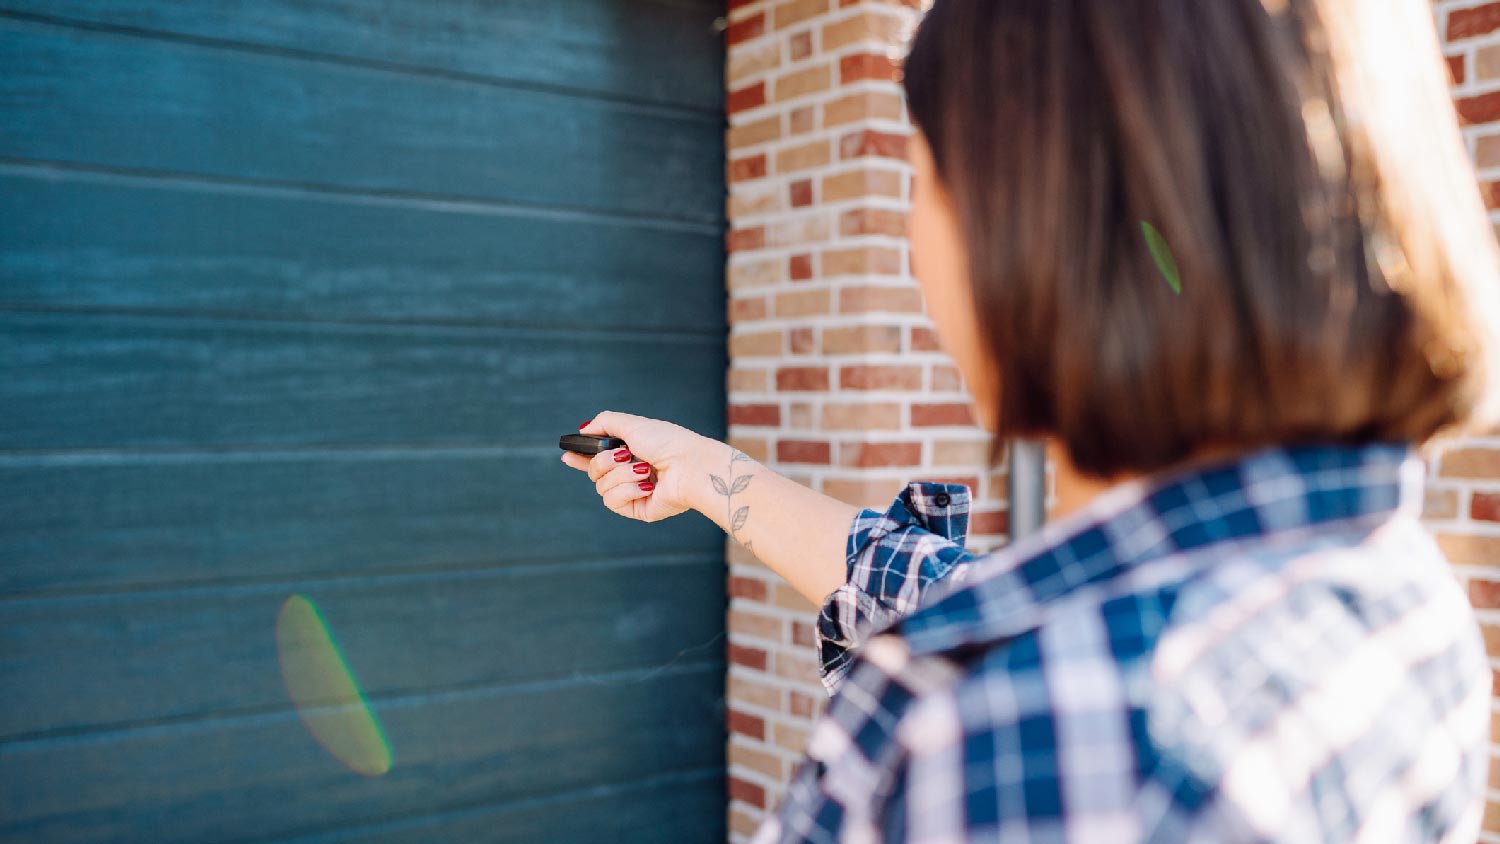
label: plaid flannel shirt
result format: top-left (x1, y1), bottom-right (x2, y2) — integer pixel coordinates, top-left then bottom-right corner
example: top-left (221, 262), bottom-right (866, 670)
top-left (751, 442), bottom-right (1490, 844)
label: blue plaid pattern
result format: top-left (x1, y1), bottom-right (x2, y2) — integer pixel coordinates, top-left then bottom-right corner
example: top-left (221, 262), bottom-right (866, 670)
top-left (752, 442), bottom-right (1490, 843)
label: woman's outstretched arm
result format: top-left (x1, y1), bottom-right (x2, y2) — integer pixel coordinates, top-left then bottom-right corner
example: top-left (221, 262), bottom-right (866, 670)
top-left (682, 437), bottom-right (859, 609)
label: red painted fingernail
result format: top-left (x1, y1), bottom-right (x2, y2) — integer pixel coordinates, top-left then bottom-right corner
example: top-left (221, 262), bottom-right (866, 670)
top-left (633, 462), bottom-right (650, 474)
top-left (580, 420), bottom-right (592, 430)
top-left (638, 481), bottom-right (654, 491)
top-left (613, 449), bottom-right (631, 462)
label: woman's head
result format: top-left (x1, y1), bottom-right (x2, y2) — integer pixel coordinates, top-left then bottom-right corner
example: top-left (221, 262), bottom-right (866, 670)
top-left (902, 0), bottom-right (1500, 480)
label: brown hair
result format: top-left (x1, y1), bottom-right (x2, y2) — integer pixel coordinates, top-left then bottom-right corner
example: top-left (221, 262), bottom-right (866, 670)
top-left (902, 0), bottom-right (1500, 479)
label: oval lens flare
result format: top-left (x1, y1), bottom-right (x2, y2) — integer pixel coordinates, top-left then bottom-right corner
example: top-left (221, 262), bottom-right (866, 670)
top-left (275, 594), bottom-right (393, 776)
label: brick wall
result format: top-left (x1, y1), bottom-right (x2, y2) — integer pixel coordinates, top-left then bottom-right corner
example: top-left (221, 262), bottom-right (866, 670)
top-left (720, 0), bottom-right (1016, 838)
top-left (722, 1), bottom-right (1500, 840)
top-left (1433, 3), bottom-right (1500, 839)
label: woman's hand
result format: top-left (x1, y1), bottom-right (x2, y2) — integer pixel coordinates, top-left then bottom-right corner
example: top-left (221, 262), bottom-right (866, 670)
top-left (559, 410), bottom-right (716, 523)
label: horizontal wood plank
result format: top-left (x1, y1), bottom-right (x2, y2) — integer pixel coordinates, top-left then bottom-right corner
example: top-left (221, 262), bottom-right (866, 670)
top-left (0, 666), bottom-right (726, 844)
top-left (0, 558), bottom-right (726, 739)
top-left (0, 173), bottom-right (724, 327)
top-left (0, 452), bottom-right (725, 595)
top-left (0, 18), bottom-right (725, 223)
top-left (0, 0), bottom-right (725, 111)
top-left (0, 312), bottom-right (726, 451)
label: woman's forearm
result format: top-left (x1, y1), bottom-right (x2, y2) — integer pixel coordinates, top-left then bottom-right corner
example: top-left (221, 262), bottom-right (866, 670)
top-left (684, 436), bottom-right (861, 608)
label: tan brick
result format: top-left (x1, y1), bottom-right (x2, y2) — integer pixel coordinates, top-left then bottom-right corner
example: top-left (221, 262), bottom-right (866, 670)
top-left (727, 435), bottom-right (770, 463)
top-left (822, 401), bottom-right (902, 430)
top-left (792, 619), bottom-right (816, 647)
top-left (729, 153), bottom-right (768, 183)
top-left (1435, 533), bottom-right (1500, 567)
top-left (774, 62), bottom-right (833, 102)
top-left (838, 285), bottom-right (922, 314)
top-left (772, 721), bottom-right (811, 754)
top-left (728, 39), bottom-right (780, 85)
top-left (790, 326), bottom-right (816, 354)
top-left (730, 807), bottom-right (762, 837)
top-left (775, 138), bottom-right (833, 173)
top-left (841, 440), bottom-right (922, 468)
top-left (730, 295), bottom-right (769, 325)
top-left (934, 438), bottom-right (989, 466)
top-left (776, 365), bottom-right (831, 391)
top-left (840, 128), bottom-right (909, 160)
top-left (770, 581), bottom-right (821, 612)
top-left (728, 257), bottom-right (781, 290)
top-left (840, 207), bottom-right (907, 237)
top-left (772, 648), bottom-right (821, 683)
top-left (729, 225), bottom-right (766, 252)
top-left (774, 0), bottom-right (831, 29)
top-left (729, 738), bottom-right (786, 780)
top-left (788, 29), bottom-right (814, 62)
top-left (823, 90), bottom-right (904, 127)
top-left (821, 11), bottom-right (906, 52)
top-left (727, 366), bottom-right (769, 393)
top-left (728, 670), bottom-right (784, 711)
top-left (822, 245), bottom-right (902, 276)
top-left (911, 325), bottom-right (941, 351)
top-left (729, 115), bottom-right (783, 150)
top-left (730, 607), bottom-right (787, 642)
top-left (1439, 447), bottom-right (1500, 478)
top-left (823, 476), bottom-right (907, 509)
top-left (789, 400), bottom-right (814, 428)
top-left (730, 330), bottom-right (784, 358)
top-left (775, 288), bottom-right (832, 317)
top-left (1476, 134), bottom-right (1500, 170)
top-left (822, 168), bottom-right (903, 202)
top-left (931, 364), bottom-right (964, 391)
top-left (1475, 492), bottom-right (1500, 523)
top-left (789, 690), bottom-right (817, 717)
top-left (840, 364), bottom-right (923, 390)
top-left (729, 181), bottom-right (782, 219)
top-left (822, 324), bottom-right (902, 354)
top-left (789, 104), bottom-right (816, 135)
top-left (768, 214), bottom-right (831, 247)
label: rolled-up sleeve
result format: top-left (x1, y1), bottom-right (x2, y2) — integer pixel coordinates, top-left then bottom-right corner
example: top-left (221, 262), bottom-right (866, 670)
top-left (815, 481), bottom-right (979, 696)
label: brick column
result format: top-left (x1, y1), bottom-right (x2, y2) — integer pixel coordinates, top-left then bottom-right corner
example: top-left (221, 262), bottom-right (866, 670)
top-left (720, 0), bottom-right (1014, 838)
top-left (1433, 3), bottom-right (1500, 840)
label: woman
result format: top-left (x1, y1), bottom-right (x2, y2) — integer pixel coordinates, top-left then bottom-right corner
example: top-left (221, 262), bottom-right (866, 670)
top-left (561, 0), bottom-right (1500, 840)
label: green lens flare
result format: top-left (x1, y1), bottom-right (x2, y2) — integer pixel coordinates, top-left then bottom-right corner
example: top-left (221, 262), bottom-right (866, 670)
top-left (275, 594), bottom-right (393, 776)
top-left (1141, 221), bottom-right (1182, 295)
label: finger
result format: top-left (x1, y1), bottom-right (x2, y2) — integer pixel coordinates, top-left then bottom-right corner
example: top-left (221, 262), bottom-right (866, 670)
top-left (596, 459), bottom-right (655, 498)
top-left (601, 473), bottom-right (655, 516)
top-left (589, 445), bottom-right (634, 483)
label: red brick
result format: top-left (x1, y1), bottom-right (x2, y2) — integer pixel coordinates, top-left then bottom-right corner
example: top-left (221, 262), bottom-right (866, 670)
top-left (728, 774), bottom-right (767, 808)
top-left (790, 179), bottom-right (814, 208)
top-left (1474, 493), bottom-right (1500, 522)
top-left (1449, 3), bottom-right (1500, 40)
top-left (1456, 91), bottom-right (1500, 126)
top-left (789, 104), bottom-right (816, 134)
top-left (839, 52), bottom-right (901, 83)
top-left (792, 620), bottom-right (816, 647)
top-left (1471, 578), bottom-right (1500, 609)
top-left (842, 441), bottom-right (921, 468)
top-left (727, 11), bottom-right (766, 46)
top-left (777, 366), bottom-right (831, 391)
top-left (728, 226), bottom-right (766, 252)
top-left (911, 326), bottom-right (941, 351)
top-left (729, 403), bottom-right (781, 426)
top-left (729, 153), bottom-right (768, 183)
top-left (729, 295), bottom-right (768, 324)
top-left (730, 575), bottom-right (769, 601)
top-left (912, 402), bottom-right (978, 427)
top-left (728, 643), bottom-right (769, 671)
top-left (840, 129), bottom-right (908, 160)
top-left (728, 708), bottom-right (767, 741)
top-left (1449, 53), bottom-right (1467, 86)
top-left (777, 438), bottom-right (832, 464)
top-left (971, 508), bottom-right (1010, 536)
top-left (728, 81), bottom-right (767, 114)
top-left (789, 253), bottom-right (814, 281)
top-left (840, 364), bottom-right (922, 390)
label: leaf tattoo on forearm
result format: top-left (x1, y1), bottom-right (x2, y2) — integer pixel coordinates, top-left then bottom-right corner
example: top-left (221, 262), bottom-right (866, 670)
top-left (712, 448), bottom-right (756, 554)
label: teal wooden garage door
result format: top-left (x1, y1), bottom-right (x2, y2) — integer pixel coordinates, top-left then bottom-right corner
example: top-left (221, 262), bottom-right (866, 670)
top-left (0, 2), bottom-right (728, 841)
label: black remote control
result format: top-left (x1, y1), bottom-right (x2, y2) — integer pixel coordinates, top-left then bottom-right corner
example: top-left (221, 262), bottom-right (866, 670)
top-left (559, 433), bottom-right (628, 455)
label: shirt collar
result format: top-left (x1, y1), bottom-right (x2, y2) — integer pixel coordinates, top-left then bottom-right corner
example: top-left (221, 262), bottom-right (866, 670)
top-left (894, 440), bottom-right (1425, 658)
